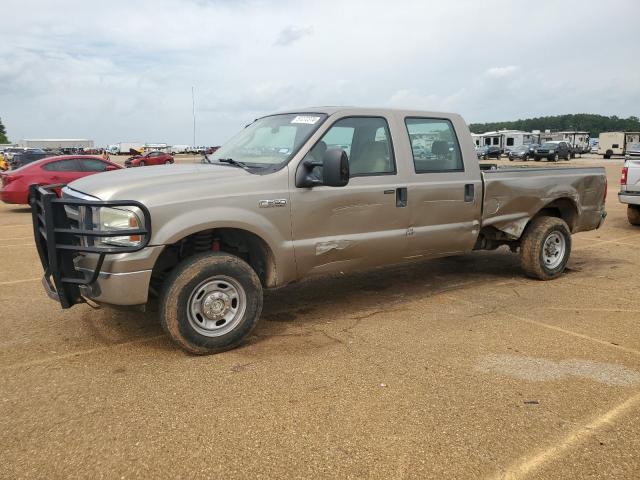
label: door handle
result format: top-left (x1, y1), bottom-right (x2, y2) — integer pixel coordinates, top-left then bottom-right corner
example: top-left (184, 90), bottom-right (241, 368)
top-left (464, 184), bottom-right (475, 202)
top-left (396, 187), bottom-right (408, 208)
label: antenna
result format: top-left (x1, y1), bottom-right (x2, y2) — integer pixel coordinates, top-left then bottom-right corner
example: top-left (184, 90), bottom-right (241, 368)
top-left (192, 86), bottom-right (196, 148)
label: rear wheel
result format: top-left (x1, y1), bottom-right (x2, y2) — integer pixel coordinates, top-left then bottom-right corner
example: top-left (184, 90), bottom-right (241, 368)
top-left (520, 216), bottom-right (571, 280)
top-left (604, 150), bottom-right (613, 159)
top-left (160, 252), bottom-right (263, 354)
top-left (628, 205), bottom-right (640, 226)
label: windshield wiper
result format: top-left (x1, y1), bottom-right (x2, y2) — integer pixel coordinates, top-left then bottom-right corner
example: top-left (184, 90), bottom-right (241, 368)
top-left (217, 157), bottom-right (250, 170)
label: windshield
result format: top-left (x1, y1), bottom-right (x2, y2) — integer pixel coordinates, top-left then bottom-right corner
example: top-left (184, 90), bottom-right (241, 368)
top-left (541, 143), bottom-right (557, 149)
top-left (205, 113), bottom-right (327, 168)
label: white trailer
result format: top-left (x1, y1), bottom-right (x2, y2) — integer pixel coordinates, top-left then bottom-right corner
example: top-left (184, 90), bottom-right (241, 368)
top-left (170, 144), bottom-right (191, 154)
top-left (598, 132), bottom-right (640, 158)
top-left (114, 142), bottom-right (145, 154)
top-left (475, 130), bottom-right (536, 152)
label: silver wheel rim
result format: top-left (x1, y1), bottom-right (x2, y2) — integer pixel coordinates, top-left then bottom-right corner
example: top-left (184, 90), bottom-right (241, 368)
top-left (542, 232), bottom-right (566, 269)
top-left (187, 275), bottom-right (246, 337)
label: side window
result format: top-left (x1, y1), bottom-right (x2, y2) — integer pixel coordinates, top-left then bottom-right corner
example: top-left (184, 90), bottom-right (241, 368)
top-left (305, 117), bottom-right (395, 177)
top-left (42, 159), bottom-right (80, 172)
top-left (405, 118), bottom-right (463, 173)
top-left (80, 159), bottom-right (109, 172)
top-left (506, 137), bottom-right (514, 146)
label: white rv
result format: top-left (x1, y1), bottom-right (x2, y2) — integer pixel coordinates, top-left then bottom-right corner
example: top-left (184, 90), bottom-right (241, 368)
top-left (475, 130), bottom-right (536, 152)
top-left (598, 132), bottom-right (640, 158)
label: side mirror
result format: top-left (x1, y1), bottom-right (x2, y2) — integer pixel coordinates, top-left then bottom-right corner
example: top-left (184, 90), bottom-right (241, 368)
top-left (296, 148), bottom-right (350, 188)
top-left (106, 165), bottom-right (118, 171)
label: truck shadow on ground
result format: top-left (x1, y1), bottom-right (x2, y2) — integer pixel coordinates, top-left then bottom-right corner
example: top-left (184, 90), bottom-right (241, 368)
top-left (78, 246), bottom-right (622, 355)
top-left (257, 249), bottom-right (524, 334)
top-left (4, 206), bottom-right (32, 214)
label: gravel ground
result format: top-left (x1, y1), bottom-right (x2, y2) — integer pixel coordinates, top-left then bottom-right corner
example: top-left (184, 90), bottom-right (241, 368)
top-left (1, 154), bottom-right (639, 479)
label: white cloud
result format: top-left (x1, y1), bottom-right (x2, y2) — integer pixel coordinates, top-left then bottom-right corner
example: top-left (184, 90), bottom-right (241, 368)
top-left (274, 26), bottom-right (313, 46)
top-left (485, 66), bottom-right (519, 78)
top-left (1, 0), bottom-right (639, 145)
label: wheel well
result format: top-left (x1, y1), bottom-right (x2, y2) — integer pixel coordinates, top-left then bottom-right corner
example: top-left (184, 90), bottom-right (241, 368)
top-left (534, 198), bottom-right (579, 232)
top-left (149, 228), bottom-right (277, 298)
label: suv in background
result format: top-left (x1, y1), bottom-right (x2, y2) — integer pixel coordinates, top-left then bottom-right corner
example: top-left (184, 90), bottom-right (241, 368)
top-left (534, 141), bottom-right (571, 161)
top-left (9, 150), bottom-right (53, 169)
top-left (479, 145), bottom-right (501, 160)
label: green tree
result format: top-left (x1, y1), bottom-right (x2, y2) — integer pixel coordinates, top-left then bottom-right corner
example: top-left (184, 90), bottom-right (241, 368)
top-left (0, 117), bottom-right (8, 144)
top-left (468, 114), bottom-right (640, 137)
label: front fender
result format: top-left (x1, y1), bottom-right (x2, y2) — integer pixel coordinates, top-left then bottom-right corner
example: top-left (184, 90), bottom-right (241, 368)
top-left (149, 204), bottom-right (297, 287)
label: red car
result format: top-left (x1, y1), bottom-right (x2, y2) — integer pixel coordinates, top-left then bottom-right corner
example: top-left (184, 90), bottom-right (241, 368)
top-left (124, 151), bottom-right (174, 167)
top-left (0, 155), bottom-right (121, 205)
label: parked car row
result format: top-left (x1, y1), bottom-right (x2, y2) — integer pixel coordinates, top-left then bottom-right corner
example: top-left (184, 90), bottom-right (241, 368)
top-left (476, 141), bottom-right (575, 162)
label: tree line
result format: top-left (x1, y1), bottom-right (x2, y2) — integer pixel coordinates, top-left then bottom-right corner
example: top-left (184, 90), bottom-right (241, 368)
top-left (469, 114), bottom-right (640, 137)
top-left (0, 117), bottom-right (8, 144)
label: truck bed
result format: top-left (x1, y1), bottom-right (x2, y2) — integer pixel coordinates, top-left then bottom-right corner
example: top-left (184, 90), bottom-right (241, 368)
top-left (480, 166), bottom-right (607, 239)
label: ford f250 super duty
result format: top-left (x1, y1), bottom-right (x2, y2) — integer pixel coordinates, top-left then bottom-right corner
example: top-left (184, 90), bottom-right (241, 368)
top-left (31, 107), bottom-right (607, 354)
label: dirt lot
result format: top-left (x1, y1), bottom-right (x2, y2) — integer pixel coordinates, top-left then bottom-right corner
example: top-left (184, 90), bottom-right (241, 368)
top-left (1, 155), bottom-right (639, 479)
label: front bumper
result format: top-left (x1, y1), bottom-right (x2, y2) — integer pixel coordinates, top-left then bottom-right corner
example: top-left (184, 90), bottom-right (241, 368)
top-left (78, 269), bottom-right (153, 305)
top-left (31, 185), bottom-right (151, 308)
top-left (619, 191), bottom-right (640, 206)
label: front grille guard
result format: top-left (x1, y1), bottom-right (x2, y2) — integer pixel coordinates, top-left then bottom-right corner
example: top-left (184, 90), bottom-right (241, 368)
top-left (30, 185), bottom-right (151, 308)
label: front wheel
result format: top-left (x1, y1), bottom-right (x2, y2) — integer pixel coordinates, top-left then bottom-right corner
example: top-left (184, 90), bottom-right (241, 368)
top-left (520, 216), bottom-right (571, 280)
top-left (551, 153), bottom-right (558, 162)
top-left (160, 252), bottom-right (263, 354)
top-left (628, 205), bottom-right (640, 226)
top-left (165, 160), bottom-right (172, 164)
top-left (139, 160), bottom-right (146, 166)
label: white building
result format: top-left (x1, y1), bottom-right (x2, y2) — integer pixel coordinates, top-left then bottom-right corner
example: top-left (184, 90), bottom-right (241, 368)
top-left (18, 138), bottom-right (94, 149)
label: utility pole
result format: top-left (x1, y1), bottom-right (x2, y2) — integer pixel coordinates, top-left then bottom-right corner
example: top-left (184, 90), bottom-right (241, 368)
top-left (192, 86), bottom-right (196, 149)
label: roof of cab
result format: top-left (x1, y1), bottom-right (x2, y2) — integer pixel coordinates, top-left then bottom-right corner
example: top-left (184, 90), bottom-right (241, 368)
top-left (269, 106), bottom-right (460, 118)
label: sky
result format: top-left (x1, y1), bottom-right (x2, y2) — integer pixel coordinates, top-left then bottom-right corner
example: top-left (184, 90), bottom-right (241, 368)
top-left (1, 0), bottom-right (639, 146)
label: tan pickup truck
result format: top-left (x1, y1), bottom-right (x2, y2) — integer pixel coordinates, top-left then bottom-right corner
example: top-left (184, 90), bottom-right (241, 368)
top-left (31, 107), bottom-right (607, 354)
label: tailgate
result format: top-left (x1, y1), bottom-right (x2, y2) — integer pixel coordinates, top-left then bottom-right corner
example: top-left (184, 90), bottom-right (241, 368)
top-left (622, 158), bottom-right (640, 193)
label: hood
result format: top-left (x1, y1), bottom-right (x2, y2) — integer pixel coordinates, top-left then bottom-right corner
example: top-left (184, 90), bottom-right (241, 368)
top-left (68, 163), bottom-right (260, 206)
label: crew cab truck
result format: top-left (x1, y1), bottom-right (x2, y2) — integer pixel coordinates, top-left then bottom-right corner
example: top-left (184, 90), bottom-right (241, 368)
top-left (31, 108), bottom-right (607, 354)
top-left (620, 156), bottom-right (640, 225)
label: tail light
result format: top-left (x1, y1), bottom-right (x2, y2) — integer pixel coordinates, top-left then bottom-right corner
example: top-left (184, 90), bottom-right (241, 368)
top-left (621, 166), bottom-right (628, 185)
top-left (1, 174), bottom-right (15, 187)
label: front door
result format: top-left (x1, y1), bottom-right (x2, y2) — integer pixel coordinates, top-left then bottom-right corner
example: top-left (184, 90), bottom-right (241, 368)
top-left (289, 115), bottom-right (410, 278)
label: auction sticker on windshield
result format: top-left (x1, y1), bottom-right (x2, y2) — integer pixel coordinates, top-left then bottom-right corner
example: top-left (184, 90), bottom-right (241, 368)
top-left (291, 115), bottom-right (321, 124)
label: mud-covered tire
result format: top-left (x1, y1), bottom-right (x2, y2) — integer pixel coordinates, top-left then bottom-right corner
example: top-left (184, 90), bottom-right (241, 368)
top-left (160, 252), bottom-right (263, 354)
top-left (628, 205), bottom-right (640, 226)
top-left (520, 216), bottom-right (572, 280)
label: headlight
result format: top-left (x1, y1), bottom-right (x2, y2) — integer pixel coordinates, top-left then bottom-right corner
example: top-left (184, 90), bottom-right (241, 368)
top-left (92, 206), bottom-right (143, 247)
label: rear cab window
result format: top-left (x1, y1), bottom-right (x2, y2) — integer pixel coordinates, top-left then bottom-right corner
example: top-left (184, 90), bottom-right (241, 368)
top-left (404, 118), bottom-right (464, 173)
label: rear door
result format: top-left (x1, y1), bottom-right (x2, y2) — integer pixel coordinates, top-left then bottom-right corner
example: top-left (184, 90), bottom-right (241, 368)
top-left (289, 115), bottom-right (411, 278)
top-left (42, 159), bottom-right (85, 184)
top-left (400, 116), bottom-right (482, 258)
